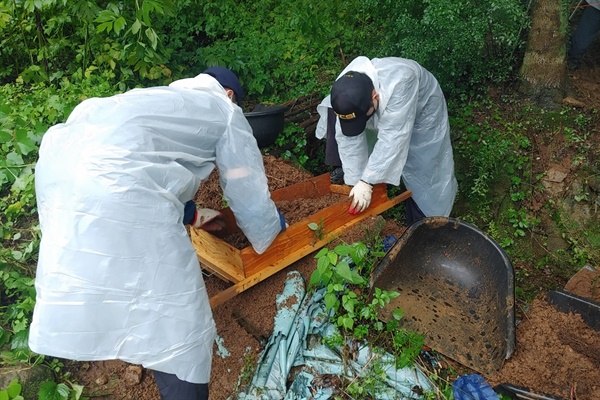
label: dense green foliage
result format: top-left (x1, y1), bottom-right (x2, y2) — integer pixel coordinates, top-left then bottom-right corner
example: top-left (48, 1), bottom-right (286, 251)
top-left (1, 0), bottom-right (528, 100)
top-left (2, 0), bottom-right (598, 396)
top-left (366, 0), bottom-right (528, 98)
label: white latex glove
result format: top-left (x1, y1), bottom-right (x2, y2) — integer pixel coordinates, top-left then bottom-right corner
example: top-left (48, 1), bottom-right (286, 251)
top-left (193, 208), bottom-right (223, 229)
top-left (349, 180), bottom-right (373, 214)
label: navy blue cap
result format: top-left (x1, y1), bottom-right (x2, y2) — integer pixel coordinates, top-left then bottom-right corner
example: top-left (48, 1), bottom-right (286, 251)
top-left (203, 66), bottom-right (244, 106)
top-left (331, 71), bottom-right (374, 136)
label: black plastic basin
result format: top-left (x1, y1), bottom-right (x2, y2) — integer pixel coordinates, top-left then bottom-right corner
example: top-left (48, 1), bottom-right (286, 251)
top-left (244, 104), bottom-right (287, 148)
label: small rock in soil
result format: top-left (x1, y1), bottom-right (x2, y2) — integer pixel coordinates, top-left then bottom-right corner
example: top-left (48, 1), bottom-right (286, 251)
top-left (123, 365), bottom-right (143, 386)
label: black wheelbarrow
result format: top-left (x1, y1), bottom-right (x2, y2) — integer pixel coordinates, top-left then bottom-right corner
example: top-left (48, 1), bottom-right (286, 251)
top-left (371, 217), bottom-right (515, 374)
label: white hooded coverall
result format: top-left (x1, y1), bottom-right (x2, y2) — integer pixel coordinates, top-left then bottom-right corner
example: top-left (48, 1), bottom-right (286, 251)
top-left (316, 56), bottom-right (457, 217)
top-left (29, 74), bottom-right (282, 384)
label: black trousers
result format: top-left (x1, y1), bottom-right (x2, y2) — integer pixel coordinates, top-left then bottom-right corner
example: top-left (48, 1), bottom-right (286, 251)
top-left (325, 107), bottom-right (342, 167)
top-left (405, 197), bottom-right (426, 225)
top-left (568, 4), bottom-right (600, 63)
top-left (153, 370), bottom-right (209, 400)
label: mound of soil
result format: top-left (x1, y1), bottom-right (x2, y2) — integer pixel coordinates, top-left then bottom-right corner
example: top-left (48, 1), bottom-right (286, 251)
top-left (485, 296), bottom-right (600, 399)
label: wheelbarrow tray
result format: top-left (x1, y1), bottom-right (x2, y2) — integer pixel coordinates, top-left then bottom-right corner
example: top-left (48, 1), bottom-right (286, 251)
top-left (371, 217), bottom-right (515, 374)
top-left (190, 172), bottom-right (411, 308)
top-left (547, 289), bottom-right (600, 330)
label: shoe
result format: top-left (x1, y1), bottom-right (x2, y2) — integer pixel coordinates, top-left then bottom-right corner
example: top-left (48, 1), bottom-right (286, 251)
top-left (330, 167), bottom-right (344, 184)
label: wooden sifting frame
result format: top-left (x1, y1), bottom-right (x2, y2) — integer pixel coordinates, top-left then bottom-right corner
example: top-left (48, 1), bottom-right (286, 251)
top-left (189, 173), bottom-right (411, 308)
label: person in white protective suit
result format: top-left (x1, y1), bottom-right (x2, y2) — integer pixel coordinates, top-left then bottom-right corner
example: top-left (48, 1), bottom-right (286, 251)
top-left (29, 67), bottom-right (287, 400)
top-left (315, 56), bottom-right (457, 223)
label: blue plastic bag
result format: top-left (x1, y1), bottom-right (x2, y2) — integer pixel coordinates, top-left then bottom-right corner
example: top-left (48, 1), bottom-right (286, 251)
top-left (452, 374), bottom-right (499, 400)
top-left (382, 234), bottom-right (397, 252)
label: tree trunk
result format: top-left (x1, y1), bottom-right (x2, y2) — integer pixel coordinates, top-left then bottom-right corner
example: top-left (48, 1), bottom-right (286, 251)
top-left (518, 0), bottom-right (568, 108)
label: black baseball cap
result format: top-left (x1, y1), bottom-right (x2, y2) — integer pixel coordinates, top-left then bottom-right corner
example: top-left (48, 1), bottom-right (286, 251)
top-left (203, 66), bottom-right (244, 106)
top-left (331, 71), bottom-right (374, 136)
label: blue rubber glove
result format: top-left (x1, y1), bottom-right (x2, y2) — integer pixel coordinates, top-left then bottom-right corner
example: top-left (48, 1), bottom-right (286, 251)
top-left (278, 209), bottom-right (288, 231)
top-left (183, 200), bottom-right (197, 225)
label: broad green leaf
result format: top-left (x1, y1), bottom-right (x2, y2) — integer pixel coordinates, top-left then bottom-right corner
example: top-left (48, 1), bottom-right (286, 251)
top-left (145, 28), bottom-right (158, 49)
top-left (307, 222), bottom-right (318, 230)
top-left (350, 271), bottom-right (365, 285)
top-left (11, 250), bottom-right (23, 261)
top-left (392, 308), bottom-right (404, 320)
top-left (335, 262), bottom-right (365, 285)
top-left (333, 244), bottom-right (353, 255)
top-left (6, 152), bottom-right (24, 166)
top-left (96, 22), bottom-right (113, 33)
top-left (0, 102), bottom-right (10, 115)
top-left (342, 316), bottom-right (353, 329)
top-left (335, 261), bottom-right (353, 281)
top-left (342, 295), bottom-right (354, 313)
top-left (360, 307), bottom-right (371, 319)
top-left (56, 383), bottom-right (70, 398)
top-left (326, 251), bottom-right (337, 265)
top-left (0, 389), bottom-right (9, 400)
top-left (308, 269), bottom-right (322, 287)
top-left (131, 19), bottom-right (142, 35)
top-left (6, 379), bottom-right (22, 398)
top-left (113, 16), bottom-right (127, 34)
top-left (95, 10), bottom-right (116, 23)
top-left (15, 129), bottom-right (36, 155)
top-left (324, 292), bottom-right (337, 310)
top-left (0, 130), bottom-right (11, 143)
top-left (316, 256), bottom-right (330, 271)
top-left (70, 384), bottom-right (84, 399)
top-left (0, 327), bottom-right (11, 347)
top-left (0, 171), bottom-right (8, 186)
top-left (6, 202), bottom-right (22, 216)
top-left (38, 381), bottom-right (68, 400)
top-left (38, 381), bottom-right (66, 400)
top-left (84, 66), bottom-right (99, 79)
top-left (9, 330), bottom-right (29, 352)
top-left (350, 242), bottom-right (367, 264)
top-left (314, 248), bottom-right (328, 258)
top-left (0, 9), bottom-right (10, 30)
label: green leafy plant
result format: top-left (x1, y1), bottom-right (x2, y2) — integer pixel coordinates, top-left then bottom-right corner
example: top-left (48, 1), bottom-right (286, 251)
top-left (308, 243), bottom-right (421, 357)
top-left (307, 219), bottom-right (325, 241)
top-left (0, 379), bottom-right (23, 400)
top-left (38, 379), bottom-right (86, 400)
top-left (308, 240), bottom-right (430, 397)
top-left (272, 123), bottom-right (309, 167)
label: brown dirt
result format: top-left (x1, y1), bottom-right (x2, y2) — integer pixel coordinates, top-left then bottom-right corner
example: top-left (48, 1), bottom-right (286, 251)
top-left (207, 192), bottom-right (347, 249)
top-left (567, 40), bottom-right (600, 108)
top-left (65, 60), bottom-right (600, 399)
top-left (565, 266), bottom-right (600, 303)
top-left (485, 297), bottom-right (600, 399)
